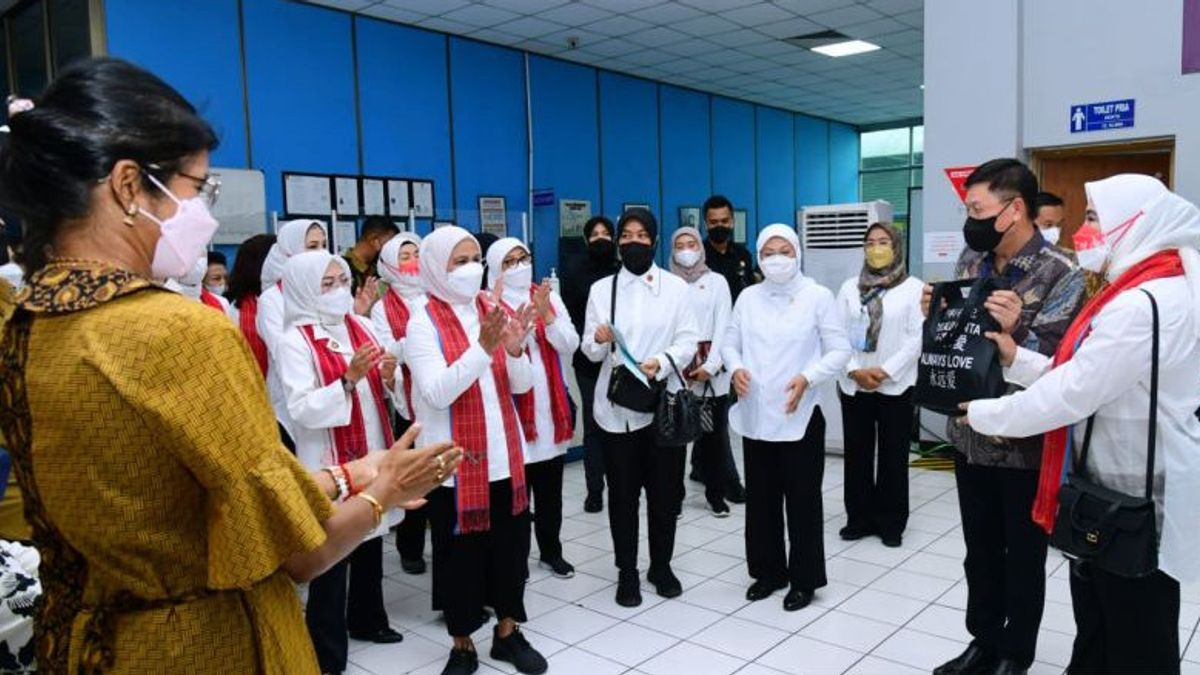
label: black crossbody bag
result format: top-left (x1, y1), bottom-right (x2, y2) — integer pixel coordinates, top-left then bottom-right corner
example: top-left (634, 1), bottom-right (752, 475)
top-left (605, 274), bottom-right (663, 413)
top-left (654, 354), bottom-right (703, 447)
top-left (1050, 289), bottom-right (1160, 578)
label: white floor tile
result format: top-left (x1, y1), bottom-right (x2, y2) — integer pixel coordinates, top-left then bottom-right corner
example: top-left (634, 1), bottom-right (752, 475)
top-left (758, 634), bottom-right (863, 675)
top-left (689, 616), bottom-right (791, 661)
top-left (576, 582), bottom-right (665, 620)
top-left (838, 539), bottom-right (920, 567)
top-left (935, 580), bottom-right (969, 610)
top-left (531, 646), bottom-right (626, 675)
top-left (733, 664), bottom-right (790, 675)
top-left (639, 641), bottom-right (747, 675)
top-left (577, 622), bottom-right (679, 668)
top-left (800, 609), bottom-right (899, 652)
top-left (681, 578), bottom-right (754, 615)
top-left (870, 627), bottom-right (967, 670)
top-left (906, 512), bottom-right (960, 535)
top-left (824, 556), bottom-right (891, 587)
top-left (526, 569), bottom-right (612, 603)
top-left (672, 548), bottom-right (745, 577)
top-left (631, 599), bottom-right (726, 639)
top-left (809, 579), bottom-right (863, 609)
top-left (522, 603), bottom-right (620, 645)
top-left (843, 655), bottom-right (928, 675)
top-left (838, 588), bottom-right (929, 626)
top-left (733, 596), bottom-right (828, 633)
top-left (349, 633), bottom-right (447, 674)
top-left (896, 550), bottom-right (964, 581)
top-left (906, 604), bottom-right (970, 642)
top-left (868, 568), bottom-right (956, 602)
top-left (1035, 628), bottom-right (1076, 667)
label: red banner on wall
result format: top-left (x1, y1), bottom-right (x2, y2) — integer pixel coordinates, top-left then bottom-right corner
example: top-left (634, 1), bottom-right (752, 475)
top-left (944, 166), bottom-right (976, 202)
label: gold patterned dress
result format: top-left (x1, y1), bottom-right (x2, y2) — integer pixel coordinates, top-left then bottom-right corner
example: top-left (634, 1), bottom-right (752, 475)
top-left (0, 261), bottom-right (334, 674)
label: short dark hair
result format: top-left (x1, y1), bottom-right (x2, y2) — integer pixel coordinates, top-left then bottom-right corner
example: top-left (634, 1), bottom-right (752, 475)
top-left (361, 216), bottom-right (400, 240)
top-left (0, 58), bottom-right (218, 276)
top-left (702, 195), bottom-right (734, 220)
top-left (1034, 191), bottom-right (1064, 210)
top-left (207, 250), bottom-right (227, 268)
top-left (228, 233), bottom-right (276, 306)
top-left (964, 159), bottom-right (1038, 219)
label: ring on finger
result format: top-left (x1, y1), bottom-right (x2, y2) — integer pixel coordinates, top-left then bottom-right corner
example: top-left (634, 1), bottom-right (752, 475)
top-left (435, 454), bottom-right (447, 471)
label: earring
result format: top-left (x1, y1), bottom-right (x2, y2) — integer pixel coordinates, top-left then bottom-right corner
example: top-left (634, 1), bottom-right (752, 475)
top-left (122, 203), bottom-right (138, 226)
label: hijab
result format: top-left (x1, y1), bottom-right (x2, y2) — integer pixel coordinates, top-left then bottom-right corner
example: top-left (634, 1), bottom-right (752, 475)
top-left (261, 219), bottom-right (327, 287)
top-left (485, 237), bottom-right (535, 310)
top-left (856, 222), bottom-right (908, 352)
top-left (419, 225), bottom-right (479, 305)
top-left (379, 231), bottom-right (423, 297)
top-left (756, 223), bottom-right (809, 295)
top-left (669, 227), bottom-right (709, 284)
top-left (282, 250), bottom-right (349, 328)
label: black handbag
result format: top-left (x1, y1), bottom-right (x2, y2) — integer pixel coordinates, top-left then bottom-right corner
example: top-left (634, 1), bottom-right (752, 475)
top-left (1050, 288), bottom-right (1160, 578)
top-left (605, 273), bottom-right (663, 413)
top-left (655, 354), bottom-right (703, 447)
top-left (698, 381), bottom-right (716, 434)
top-left (913, 278), bottom-right (1008, 415)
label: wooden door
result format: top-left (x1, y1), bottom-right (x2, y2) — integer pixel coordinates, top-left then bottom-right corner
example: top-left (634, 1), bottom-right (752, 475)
top-left (1036, 145), bottom-right (1173, 248)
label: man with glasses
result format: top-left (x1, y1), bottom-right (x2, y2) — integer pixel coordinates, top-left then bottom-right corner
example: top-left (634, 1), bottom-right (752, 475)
top-left (929, 159), bottom-right (1084, 675)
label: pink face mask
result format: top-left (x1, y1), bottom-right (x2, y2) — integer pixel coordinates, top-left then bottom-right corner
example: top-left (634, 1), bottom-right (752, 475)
top-left (1072, 210), bottom-right (1142, 274)
top-left (141, 172), bottom-right (220, 280)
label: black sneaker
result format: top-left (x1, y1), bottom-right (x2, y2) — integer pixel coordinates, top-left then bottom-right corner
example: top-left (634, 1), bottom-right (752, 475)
top-left (348, 626), bottom-right (404, 644)
top-left (839, 523), bottom-right (875, 541)
top-left (880, 533), bottom-right (903, 548)
top-left (726, 482), bottom-right (747, 504)
top-left (441, 647), bottom-right (478, 675)
top-left (745, 580), bottom-right (787, 601)
top-left (583, 492), bottom-right (603, 513)
top-left (538, 557), bottom-right (575, 579)
top-left (708, 498), bottom-right (731, 518)
top-left (401, 557), bottom-right (427, 575)
top-left (647, 566), bottom-right (683, 599)
top-left (616, 570), bottom-right (642, 607)
top-left (490, 626), bottom-right (548, 675)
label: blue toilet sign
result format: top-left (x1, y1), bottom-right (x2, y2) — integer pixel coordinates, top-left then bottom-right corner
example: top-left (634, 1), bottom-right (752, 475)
top-left (1070, 99), bottom-right (1135, 133)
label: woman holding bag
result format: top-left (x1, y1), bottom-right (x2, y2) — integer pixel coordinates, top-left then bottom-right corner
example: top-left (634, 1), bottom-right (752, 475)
top-left (581, 208), bottom-right (700, 608)
top-left (722, 224), bottom-right (851, 612)
top-left (964, 174), bottom-right (1200, 674)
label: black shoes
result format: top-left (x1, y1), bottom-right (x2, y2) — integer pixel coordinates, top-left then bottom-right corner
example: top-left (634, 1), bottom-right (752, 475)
top-left (490, 626), bottom-right (548, 675)
top-left (839, 523), bottom-right (875, 541)
top-left (401, 557), bottom-right (427, 575)
top-left (933, 644), bottom-right (999, 675)
top-left (616, 570), bottom-right (643, 607)
top-left (349, 626), bottom-right (404, 644)
top-left (538, 557), bottom-right (576, 579)
top-left (441, 647), bottom-right (478, 675)
top-left (583, 493), bottom-right (603, 513)
top-left (647, 566), bottom-right (683, 598)
top-left (726, 482), bottom-right (747, 504)
top-left (689, 469), bottom-right (705, 483)
top-left (881, 533), bottom-right (903, 548)
top-left (782, 588), bottom-right (814, 612)
top-left (708, 497), bottom-right (731, 518)
top-left (988, 660), bottom-right (1028, 675)
top-left (745, 580), bottom-right (787, 602)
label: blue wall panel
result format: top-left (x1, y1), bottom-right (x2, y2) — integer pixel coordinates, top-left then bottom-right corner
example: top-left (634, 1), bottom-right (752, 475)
top-left (658, 85), bottom-right (712, 265)
top-left (448, 38), bottom-right (528, 234)
top-left (711, 97), bottom-right (756, 244)
top-left (830, 122), bottom-right (861, 204)
top-left (105, 0), bottom-right (248, 168)
top-left (242, 0), bottom-right (359, 216)
top-left (357, 19), bottom-right (452, 234)
top-left (529, 56), bottom-right (600, 278)
top-left (795, 115), bottom-right (830, 208)
top-left (598, 72), bottom-right (660, 225)
top-left (755, 106), bottom-right (795, 233)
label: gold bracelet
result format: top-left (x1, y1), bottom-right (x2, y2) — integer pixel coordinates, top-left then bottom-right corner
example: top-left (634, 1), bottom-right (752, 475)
top-left (354, 492), bottom-right (384, 529)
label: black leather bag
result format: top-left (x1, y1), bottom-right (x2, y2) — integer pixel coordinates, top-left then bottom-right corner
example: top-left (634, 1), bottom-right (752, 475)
top-left (698, 382), bottom-right (716, 434)
top-left (605, 274), bottom-right (663, 413)
top-left (655, 354), bottom-right (703, 447)
top-left (913, 278), bottom-right (1008, 415)
top-left (1050, 289), bottom-right (1160, 578)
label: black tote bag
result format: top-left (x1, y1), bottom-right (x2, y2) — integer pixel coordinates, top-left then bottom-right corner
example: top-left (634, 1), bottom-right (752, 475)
top-left (913, 278), bottom-right (1008, 415)
top-left (604, 274), bottom-right (663, 413)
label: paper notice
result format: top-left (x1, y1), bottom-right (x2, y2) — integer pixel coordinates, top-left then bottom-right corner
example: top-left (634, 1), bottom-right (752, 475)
top-left (924, 232), bottom-right (965, 264)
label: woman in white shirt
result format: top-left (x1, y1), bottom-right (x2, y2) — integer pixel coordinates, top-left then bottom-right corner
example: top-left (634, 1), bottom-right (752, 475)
top-left (276, 250), bottom-right (404, 673)
top-left (581, 208), bottom-right (700, 608)
top-left (487, 237), bottom-right (580, 580)
top-left (258, 218), bottom-right (328, 451)
top-left (404, 226), bottom-right (547, 675)
top-left (835, 222), bottom-right (923, 548)
top-left (722, 223), bottom-right (851, 612)
top-left (965, 174), bottom-right (1200, 674)
top-left (371, 232), bottom-right (431, 575)
top-left (668, 226), bottom-right (736, 517)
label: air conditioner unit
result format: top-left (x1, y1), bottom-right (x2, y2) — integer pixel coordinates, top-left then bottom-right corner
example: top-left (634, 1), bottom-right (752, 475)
top-left (797, 200), bottom-right (894, 454)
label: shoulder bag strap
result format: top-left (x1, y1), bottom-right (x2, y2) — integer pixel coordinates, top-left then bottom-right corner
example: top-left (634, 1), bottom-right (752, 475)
top-left (1140, 288), bottom-right (1160, 500)
top-left (608, 273), bottom-right (618, 354)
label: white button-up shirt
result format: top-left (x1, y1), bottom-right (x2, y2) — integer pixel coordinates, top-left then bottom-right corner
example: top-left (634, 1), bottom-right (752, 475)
top-left (581, 265), bottom-right (701, 434)
top-left (834, 275), bottom-right (925, 396)
top-left (722, 279), bottom-right (851, 442)
top-left (255, 284), bottom-right (295, 437)
top-left (968, 277), bottom-right (1200, 583)
top-left (405, 298), bottom-right (534, 484)
top-left (681, 270), bottom-right (733, 398)
top-left (518, 291), bottom-right (580, 463)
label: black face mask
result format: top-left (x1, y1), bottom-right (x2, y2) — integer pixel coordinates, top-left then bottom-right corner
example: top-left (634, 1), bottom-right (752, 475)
top-left (963, 201), bottom-right (1013, 253)
top-left (707, 226), bottom-right (732, 244)
top-left (619, 242), bottom-right (655, 276)
top-left (587, 238), bottom-right (615, 262)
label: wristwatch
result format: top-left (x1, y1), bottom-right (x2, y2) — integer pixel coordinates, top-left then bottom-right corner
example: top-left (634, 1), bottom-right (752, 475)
top-left (340, 375), bottom-right (356, 393)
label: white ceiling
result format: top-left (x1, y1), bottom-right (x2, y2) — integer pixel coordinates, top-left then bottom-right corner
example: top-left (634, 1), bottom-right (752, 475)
top-left (302, 0), bottom-right (924, 126)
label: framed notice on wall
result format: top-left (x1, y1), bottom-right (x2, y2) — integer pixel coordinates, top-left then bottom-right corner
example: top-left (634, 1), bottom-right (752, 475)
top-left (362, 178), bottom-right (386, 216)
top-left (333, 176), bottom-right (360, 216)
top-left (478, 196), bottom-right (507, 237)
top-left (623, 202), bottom-right (650, 213)
top-left (411, 180), bottom-right (435, 218)
top-left (678, 206), bottom-right (701, 229)
top-left (386, 179), bottom-right (410, 216)
top-left (283, 172), bottom-right (332, 216)
top-left (559, 199), bottom-right (592, 238)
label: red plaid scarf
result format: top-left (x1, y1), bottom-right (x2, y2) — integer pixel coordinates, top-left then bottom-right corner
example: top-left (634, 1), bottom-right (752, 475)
top-left (1031, 249), bottom-right (1184, 533)
top-left (502, 287), bottom-right (575, 445)
top-left (237, 294), bottom-right (270, 377)
top-left (382, 288), bottom-right (416, 420)
top-left (199, 289), bottom-right (225, 313)
top-left (298, 317), bottom-right (395, 465)
top-left (426, 294), bottom-right (528, 534)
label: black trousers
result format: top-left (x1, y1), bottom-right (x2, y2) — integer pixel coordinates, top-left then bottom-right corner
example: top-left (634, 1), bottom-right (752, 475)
top-left (1066, 562), bottom-right (1180, 674)
top-left (602, 426), bottom-right (685, 573)
top-left (575, 368), bottom-right (606, 496)
top-left (690, 395), bottom-right (743, 490)
top-left (954, 454), bottom-right (1048, 667)
top-left (838, 388), bottom-right (912, 537)
top-left (391, 415), bottom-right (429, 563)
top-left (743, 409), bottom-right (828, 591)
top-left (305, 537), bottom-right (389, 673)
top-left (525, 455), bottom-right (566, 561)
top-left (428, 481), bottom-right (530, 637)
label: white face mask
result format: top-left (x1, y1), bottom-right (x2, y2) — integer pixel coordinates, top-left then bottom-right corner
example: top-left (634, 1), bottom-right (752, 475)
top-left (396, 273), bottom-right (424, 299)
top-left (205, 283), bottom-right (226, 296)
top-left (674, 249), bottom-right (701, 268)
top-left (760, 254), bottom-right (798, 284)
top-left (1040, 227), bottom-right (1061, 245)
top-left (141, 173), bottom-right (220, 280)
top-left (503, 262), bottom-right (533, 291)
top-left (1075, 244), bottom-right (1109, 274)
top-left (446, 262), bottom-right (485, 302)
top-left (316, 286), bottom-right (353, 325)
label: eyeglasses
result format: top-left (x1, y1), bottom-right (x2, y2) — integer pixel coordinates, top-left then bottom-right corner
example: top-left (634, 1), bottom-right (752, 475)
top-left (501, 253), bottom-right (531, 271)
top-left (144, 163), bottom-right (221, 208)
